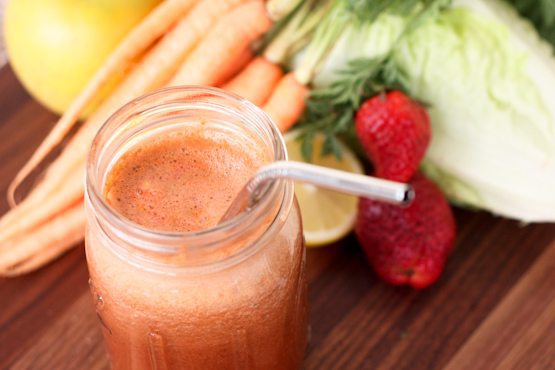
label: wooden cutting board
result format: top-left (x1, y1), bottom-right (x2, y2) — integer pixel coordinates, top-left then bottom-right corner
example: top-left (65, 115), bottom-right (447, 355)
top-left (0, 65), bottom-right (554, 370)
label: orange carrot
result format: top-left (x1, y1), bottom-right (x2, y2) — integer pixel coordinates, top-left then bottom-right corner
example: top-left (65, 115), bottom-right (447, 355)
top-left (7, 0), bottom-right (196, 207)
top-left (0, 202), bottom-right (85, 276)
top-left (0, 159), bottom-right (83, 243)
top-left (215, 48), bottom-right (255, 89)
top-left (170, 1), bottom-right (272, 86)
top-left (221, 57), bottom-right (283, 106)
top-left (99, 0), bottom-right (250, 108)
top-left (262, 73), bottom-right (308, 132)
top-left (0, 0), bottom-right (249, 238)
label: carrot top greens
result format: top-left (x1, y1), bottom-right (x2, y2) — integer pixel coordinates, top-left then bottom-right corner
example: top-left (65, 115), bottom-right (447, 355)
top-left (296, 57), bottom-right (408, 160)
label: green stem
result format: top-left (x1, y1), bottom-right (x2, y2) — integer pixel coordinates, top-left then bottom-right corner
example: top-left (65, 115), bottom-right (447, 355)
top-left (294, 0), bottom-right (347, 84)
top-left (267, 0), bottom-right (304, 21)
top-left (264, 0), bottom-right (330, 65)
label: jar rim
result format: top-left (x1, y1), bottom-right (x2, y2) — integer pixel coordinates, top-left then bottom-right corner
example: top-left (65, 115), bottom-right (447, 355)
top-left (85, 86), bottom-right (293, 265)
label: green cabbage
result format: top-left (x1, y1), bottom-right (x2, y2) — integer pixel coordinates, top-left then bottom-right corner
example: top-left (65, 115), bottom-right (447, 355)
top-left (313, 0), bottom-right (555, 222)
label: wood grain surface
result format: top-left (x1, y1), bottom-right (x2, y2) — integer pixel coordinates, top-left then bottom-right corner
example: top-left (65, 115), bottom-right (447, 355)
top-left (1, 65), bottom-right (554, 370)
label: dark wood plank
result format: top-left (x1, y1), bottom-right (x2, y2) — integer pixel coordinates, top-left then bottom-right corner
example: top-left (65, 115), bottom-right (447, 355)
top-left (0, 65), bottom-right (32, 121)
top-left (1, 65), bottom-right (555, 370)
top-left (9, 293), bottom-right (108, 370)
top-left (445, 241), bottom-right (555, 370)
top-left (372, 217), bottom-right (554, 370)
top-left (0, 66), bottom-right (58, 205)
top-left (0, 247), bottom-right (89, 369)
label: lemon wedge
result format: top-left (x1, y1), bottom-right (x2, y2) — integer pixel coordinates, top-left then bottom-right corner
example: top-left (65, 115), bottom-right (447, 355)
top-left (284, 131), bottom-right (364, 247)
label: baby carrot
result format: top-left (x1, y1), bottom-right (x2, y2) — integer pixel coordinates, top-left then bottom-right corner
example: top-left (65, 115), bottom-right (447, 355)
top-left (0, 159), bottom-right (83, 243)
top-left (221, 57), bottom-right (283, 106)
top-left (0, 202), bottom-right (85, 276)
top-left (262, 72), bottom-right (308, 132)
top-left (170, 1), bottom-right (272, 86)
top-left (103, 0), bottom-right (250, 103)
top-left (214, 48), bottom-right (255, 89)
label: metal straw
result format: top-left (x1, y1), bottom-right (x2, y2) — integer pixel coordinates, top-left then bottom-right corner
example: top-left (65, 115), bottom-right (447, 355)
top-left (220, 161), bottom-right (414, 223)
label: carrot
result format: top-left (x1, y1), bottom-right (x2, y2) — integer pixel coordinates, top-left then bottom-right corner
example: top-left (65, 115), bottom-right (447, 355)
top-left (0, 202), bottom-right (85, 276)
top-left (262, 73), bottom-right (308, 132)
top-left (0, 0), bottom-right (249, 239)
top-left (0, 159), bottom-right (83, 243)
top-left (101, 0), bottom-right (250, 106)
top-left (7, 0), bottom-right (196, 207)
top-left (214, 48), bottom-right (255, 89)
top-left (221, 57), bottom-right (283, 106)
top-left (170, 1), bottom-right (272, 86)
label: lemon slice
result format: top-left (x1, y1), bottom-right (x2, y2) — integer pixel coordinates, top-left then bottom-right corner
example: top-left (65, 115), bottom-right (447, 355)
top-left (284, 131), bottom-right (364, 247)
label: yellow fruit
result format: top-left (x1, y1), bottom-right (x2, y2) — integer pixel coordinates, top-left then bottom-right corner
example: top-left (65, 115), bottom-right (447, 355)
top-left (284, 131), bottom-right (364, 247)
top-left (5, 0), bottom-right (160, 116)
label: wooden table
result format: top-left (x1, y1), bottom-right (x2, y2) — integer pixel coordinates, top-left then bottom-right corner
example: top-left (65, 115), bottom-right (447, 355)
top-left (1, 65), bottom-right (554, 370)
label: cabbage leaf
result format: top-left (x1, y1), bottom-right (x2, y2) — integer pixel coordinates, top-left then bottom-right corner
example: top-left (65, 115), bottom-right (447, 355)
top-left (312, 0), bottom-right (555, 222)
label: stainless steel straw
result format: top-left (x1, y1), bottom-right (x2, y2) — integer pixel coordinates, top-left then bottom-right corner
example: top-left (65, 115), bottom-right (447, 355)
top-left (220, 160), bottom-right (413, 223)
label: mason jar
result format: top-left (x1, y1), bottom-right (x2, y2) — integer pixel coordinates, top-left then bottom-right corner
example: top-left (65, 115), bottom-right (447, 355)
top-left (84, 87), bottom-right (308, 370)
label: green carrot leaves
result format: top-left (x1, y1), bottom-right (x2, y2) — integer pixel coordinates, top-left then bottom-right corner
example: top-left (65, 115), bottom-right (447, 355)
top-left (297, 57), bottom-right (409, 160)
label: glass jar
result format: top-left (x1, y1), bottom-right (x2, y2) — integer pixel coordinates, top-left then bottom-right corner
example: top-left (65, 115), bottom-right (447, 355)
top-left (84, 87), bottom-right (308, 370)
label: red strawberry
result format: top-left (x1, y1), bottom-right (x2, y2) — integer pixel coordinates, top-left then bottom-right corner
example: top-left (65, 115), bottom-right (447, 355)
top-left (355, 173), bottom-right (455, 289)
top-left (355, 91), bottom-right (431, 182)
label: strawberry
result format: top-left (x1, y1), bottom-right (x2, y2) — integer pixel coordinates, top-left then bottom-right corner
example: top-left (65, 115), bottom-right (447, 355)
top-left (355, 173), bottom-right (456, 289)
top-left (355, 91), bottom-right (431, 182)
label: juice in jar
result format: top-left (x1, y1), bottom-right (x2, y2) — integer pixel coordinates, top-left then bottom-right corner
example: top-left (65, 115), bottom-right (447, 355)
top-left (85, 87), bottom-right (308, 369)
